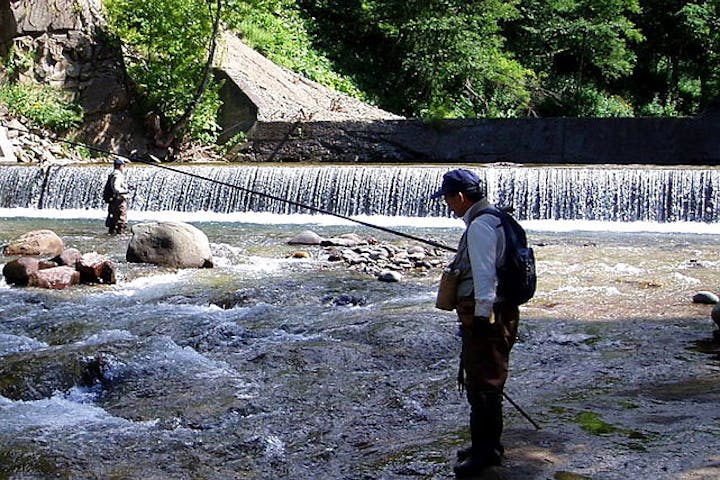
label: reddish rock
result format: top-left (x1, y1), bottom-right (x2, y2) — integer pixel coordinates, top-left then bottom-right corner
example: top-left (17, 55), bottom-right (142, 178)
top-left (77, 253), bottom-right (116, 284)
top-left (3, 230), bottom-right (64, 257)
top-left (38, 260), bottom-right (58, 269)
top-left (30, 266), bottom-right (80, 290)
top-left (53, 248), bottom-right (82, 267)
top-left (2, 257), bottom-right (40, 286)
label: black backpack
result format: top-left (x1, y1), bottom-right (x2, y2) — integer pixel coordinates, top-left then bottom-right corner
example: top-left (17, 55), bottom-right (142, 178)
top-left (476, 208), bottom-right (537, 305)
top-left (102, 174), bottom-right (114, 203)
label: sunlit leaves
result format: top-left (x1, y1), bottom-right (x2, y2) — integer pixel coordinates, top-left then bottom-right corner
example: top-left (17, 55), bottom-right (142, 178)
top-left (104, 0), bottom-right (219, 140)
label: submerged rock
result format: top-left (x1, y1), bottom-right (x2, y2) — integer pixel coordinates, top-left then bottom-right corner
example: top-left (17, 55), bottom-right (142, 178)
top-left (322, 294), bottom-right (367, 307)
top-left (377, 270), bottom-right (403, 283)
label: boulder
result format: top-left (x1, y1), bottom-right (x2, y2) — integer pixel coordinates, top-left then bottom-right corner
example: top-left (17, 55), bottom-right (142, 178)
top-left (320, 233), bottom-right (367, 247)
top-left (2, 257), bottom-right (40, 286)
top-left (288, 230), bottom-right (324, 245)
top-left (711, 303), bottom-right (720, 330)
top-left (3, 229), bottom-right (64, 257)
top-left (53, 247), bottom-right (82, 267)
top-left (692, 291), bottom-right (719, 304)
top-left (31, 266), bottom-right (80, 289)
top-left (126, 222), bottom-right (214, 268)
top-left (77, 252), bottom-right (116, 284)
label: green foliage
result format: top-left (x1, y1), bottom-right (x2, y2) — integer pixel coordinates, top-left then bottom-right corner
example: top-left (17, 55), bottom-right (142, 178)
top-left (100, 0), bottom-right (720, 132)
top-left (0, 83), bottom-right (83, 131)
top-left (395, 0), bottom-right (532, 118)
top-left (628, 0), bottom-right (720, 116)
top-left (188, 79), bottom-right (222, 144)
top-left (507, 0), bottom-right (643, 116)
top-left (218, 131), bottom-right (247, 157)
top-left (575, 86), bottom-right (635, 117)
top-left (0, 46), bottom-right (34, 81)
top-left (104, 0), bottom-right (220, 142)
top-left (224, 0), bottom-right (365, 99)
top-left (298, 0), bottom-right (532, 118)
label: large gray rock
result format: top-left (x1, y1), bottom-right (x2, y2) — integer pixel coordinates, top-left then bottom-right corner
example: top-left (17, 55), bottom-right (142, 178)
top-left (712, 303), bottom-right (720, 330)
top-left (126, 222), bottom-right (214, 269)
top-left (288, 230), bottom-right (324, 245)
top-left (3, 229), bottom-right (64, 257)
top-left (4, 0), bottom-right (103, 34)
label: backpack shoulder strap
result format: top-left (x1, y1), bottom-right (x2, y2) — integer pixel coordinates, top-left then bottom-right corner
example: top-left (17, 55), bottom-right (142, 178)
top-left (475, 207), bottom-right (528, 245)
top-left (470, 207), bottom-right (504, 228)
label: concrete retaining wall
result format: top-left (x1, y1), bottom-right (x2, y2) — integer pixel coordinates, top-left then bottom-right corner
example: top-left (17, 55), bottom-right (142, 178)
top-left (234, 115), bottom-right (720, 165)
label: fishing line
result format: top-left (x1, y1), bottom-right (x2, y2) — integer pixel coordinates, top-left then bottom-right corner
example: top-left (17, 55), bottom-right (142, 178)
top-left (1, 122), bottom-right (540, 429)
top-left (2, 123), bottom-right (457, 252)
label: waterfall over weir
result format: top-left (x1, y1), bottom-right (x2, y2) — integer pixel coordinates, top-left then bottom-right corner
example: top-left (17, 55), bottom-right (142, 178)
top-left (0, 164), bottom-right (718, 222)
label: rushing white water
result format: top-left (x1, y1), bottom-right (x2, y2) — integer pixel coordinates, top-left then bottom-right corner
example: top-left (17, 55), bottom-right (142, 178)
top-left (1, 164), bottom-right (719, 223)
top-left (1, 214), bottom-right (719, 479)
top-left (3, 207), bottom-right (720, 235)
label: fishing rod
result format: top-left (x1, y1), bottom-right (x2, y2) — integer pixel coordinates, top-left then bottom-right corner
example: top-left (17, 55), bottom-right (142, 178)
top-left (3, 123), bottom-right (540, 429)
top-left (134, 158), bottom-right (459, 252)
top-left (3, 123), bottom-right (457, 252)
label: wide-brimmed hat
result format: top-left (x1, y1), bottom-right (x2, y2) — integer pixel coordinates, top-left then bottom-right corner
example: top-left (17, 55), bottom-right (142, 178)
top-left (430, 169), bottom-right (481, 199)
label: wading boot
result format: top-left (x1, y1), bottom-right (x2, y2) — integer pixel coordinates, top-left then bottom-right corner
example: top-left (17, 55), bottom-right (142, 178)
top-left (453, 450), bottom-right (501, 478)
top-left (454, 392), bottom-right (504, 477)
top-left (457, 443), bottom-right (504, 462)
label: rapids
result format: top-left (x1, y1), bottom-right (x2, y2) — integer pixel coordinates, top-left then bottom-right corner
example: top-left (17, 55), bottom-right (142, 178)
top-left (1, 213), bottom-right (719, 479)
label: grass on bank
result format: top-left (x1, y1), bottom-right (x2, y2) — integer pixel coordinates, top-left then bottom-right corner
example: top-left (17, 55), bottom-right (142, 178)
top-left (0, 82), bottom-right (83, 132)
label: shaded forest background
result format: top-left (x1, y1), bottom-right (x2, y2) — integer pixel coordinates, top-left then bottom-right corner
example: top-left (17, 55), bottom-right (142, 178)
top-left (227, 0), bottom-right (720, 121)
top-left (2, 0), bottom-right (719, 150)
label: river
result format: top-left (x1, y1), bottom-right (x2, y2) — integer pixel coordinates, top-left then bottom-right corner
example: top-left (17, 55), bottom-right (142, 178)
top-left (1, 208), bottom-right (719, 479)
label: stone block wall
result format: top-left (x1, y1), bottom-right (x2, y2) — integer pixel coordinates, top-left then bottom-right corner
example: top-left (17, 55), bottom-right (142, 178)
top-left (0, 0), bottom-right (149, 154)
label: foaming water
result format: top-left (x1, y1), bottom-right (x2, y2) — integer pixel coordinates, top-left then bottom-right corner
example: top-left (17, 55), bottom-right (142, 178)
top-left (2, 208), bottom-right (720, 234)
top-left (0, 393), bottom-right (149, 432)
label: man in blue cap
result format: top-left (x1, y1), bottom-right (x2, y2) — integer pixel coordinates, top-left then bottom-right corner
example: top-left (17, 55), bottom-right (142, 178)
top-left (432, 168), bottom-right (519, 477)
top-left (104, 157), bottom-right (130, 234)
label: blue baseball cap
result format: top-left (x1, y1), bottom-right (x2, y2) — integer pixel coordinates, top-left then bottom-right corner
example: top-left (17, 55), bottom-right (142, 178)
top-left (430, 169), bottom-right (481, 199)
top-left (113, 158), bottom-right (125, 166)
